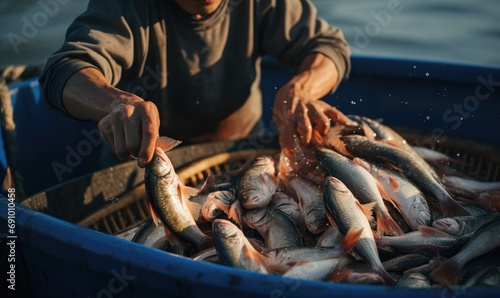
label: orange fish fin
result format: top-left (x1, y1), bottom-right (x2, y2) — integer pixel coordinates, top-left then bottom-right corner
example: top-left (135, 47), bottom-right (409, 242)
top-left (388, 177), bottom-right (400, 192)
top-left (376, 211), bottom-right (404, 236)
top-left (418, 226), bottom-right (452, 237)
top-left (430, 258), bottom-right (461, 286)
top-left (382, 139), bottom-right (408, 152)
top-left (227, 203), bottom-right (243, 228)
top-left (328, 269), bottom-right (353, 283)
top-left (156, 136), bottom-right (182, 152)
top-left (341, 227), bottom-right (363, 255)
top-left (180, 185), bottom-right (201, 219)
top-left (361, 121), bottom-right (377, 141)
top-left (375, 179), bottom-right (399, 210)
top-left (148, 201), bottom-right (160, 227)
top-left (243, 242), bottom-right (269, 273)
top-left (358, 201), bottom-right (376, 222)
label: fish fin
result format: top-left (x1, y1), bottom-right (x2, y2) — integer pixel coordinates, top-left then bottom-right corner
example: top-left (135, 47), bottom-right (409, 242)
top-left (148, 201), bottom-right (160, 227)
top-left (375, 210), bottom-right (404, 236)
top-left (417, 226), bottom-right (453, 237)
top-left (227, 203), bottom-right (243, 228)
top-left (156, 136), bottom-right (182, 152)
top-left (357, 201), bottom-right (376, 222)
top-left (243, 242), bottom-right (270, 273)
top-left (374, 179), bottom-right (399, 210)
top-left (374, 266), bottom-right (397, 286)
top-left (180, 185), bottom-right (202, 219)
top-left (328, 269), bottom-right (354, 283)
top-left (382, 139), bottom-right (409, 152)
top-left (311, 129), bottom-right (325, 147)
top-left (388, 177), bottom-right (400, 192)
top-left (360, 121), bottom-right (377, 141)
top-left (430, 258), bottom-right (461, 286)
top-left (439, 194), bottom-right (470, 217)
top-left (198, 174), bottom-right (216, 194)
top-left (341, 227), bottom-right (363, 255)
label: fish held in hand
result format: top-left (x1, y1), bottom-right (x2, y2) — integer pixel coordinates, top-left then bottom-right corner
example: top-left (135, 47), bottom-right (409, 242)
top-left (145, 147), bottom-right (212, 251)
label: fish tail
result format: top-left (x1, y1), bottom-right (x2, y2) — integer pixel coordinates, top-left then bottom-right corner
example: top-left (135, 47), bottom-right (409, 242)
top-left (430, 258), bottom-right (461, 286)
top-left (439, 194), bottom-right (470, 216)
top-left (243, 243), bottom-right (272, 274)
top-left (375, 209), bottom-right (404, 236)
top-left (327, 269), bottom-right (353, 283)
top-left (340, 227), bottom-right (363, 256)
top-left (374, 266), bottom-right (397, 286)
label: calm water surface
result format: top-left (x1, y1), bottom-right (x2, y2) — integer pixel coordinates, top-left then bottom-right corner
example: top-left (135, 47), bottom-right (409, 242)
top-left (0, 0), bottom-right (499, 67)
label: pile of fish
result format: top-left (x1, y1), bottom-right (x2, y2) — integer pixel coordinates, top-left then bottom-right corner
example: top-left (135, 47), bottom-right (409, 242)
top-left (133, 107), bottom-right (500, 289)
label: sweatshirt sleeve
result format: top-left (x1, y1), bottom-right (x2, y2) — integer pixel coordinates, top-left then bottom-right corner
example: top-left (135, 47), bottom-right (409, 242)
top-left (258, 0), bottom-right (350, 82)
top-left (39, 0), bottom-right (141, 116)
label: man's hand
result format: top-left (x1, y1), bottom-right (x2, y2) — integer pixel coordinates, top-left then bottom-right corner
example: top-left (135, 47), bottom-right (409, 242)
top-left (62, 68), bottom-right (161, 168)
top-left (98, 95), bottom-right (160, 167)
top-left (273, 53), bottom-right (350, 148)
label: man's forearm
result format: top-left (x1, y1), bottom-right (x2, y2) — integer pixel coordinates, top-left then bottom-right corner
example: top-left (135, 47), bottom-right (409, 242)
top-left (62, 67), bottom-right (134, 121)
top-left (294, 53), bottom-right (339, 101)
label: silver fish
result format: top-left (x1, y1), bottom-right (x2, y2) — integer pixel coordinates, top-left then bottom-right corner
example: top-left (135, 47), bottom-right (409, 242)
top-left (288, 176), bottom-right (329, 234)
top-left (323, 176), bottom-right (396, 285)
top-left (212, 219), bottom-right (269, 273)
top-left (317, 147), bottom-right (403, 236)
top-left (145, 148), bottom-right (212, 251)
top-left (237, 155), bottom-right (278, 209)
top-left (341, 135), bottom-right (469, 217)
top-left (354, 158), bottom-right (431, 230)
top-left (243, 208), bottom-right (303, 250)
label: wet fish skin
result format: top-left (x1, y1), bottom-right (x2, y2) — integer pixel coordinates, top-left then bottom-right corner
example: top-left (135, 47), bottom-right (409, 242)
top-left (212, 219), bottom-right (269, 273)
top-left (238, 155), bottom-right (278, 209)
top-left (317, 147), bottom-right (403, 236)
top-left (375, 226), bottom-right (470, 255)
top-left (316, 226), bottom-right (344, 248)
top-left (341, 135), bottom-right (469, 217)
top-left (288, 177), bottom-right (329, 234)
top-left (243, 208), bottom-right (303, 250)
top-left (268, 192), bottom-right (302, 227)
top-left (323, 176), bottom-right (396, 285)
top-left (354, 158), bottom-right (431, 230)
top-left (145, 148), bottom-right (212, 251)
top-left (395, 272), bottom-right (432, 288)
top-left (432, 213), bottom-right (500, 236)
top-left (265, 227), bottom-right (361, 270)
top-left (131, 219), bottom-right (169, 251)
top-left (283, 257), bottom-right (350, 281)
top-left (382, 253), bottom-right (431, 274)
top-left (201, 190), bottom-right (236, 222)
top-left (431, 220), bottom-right (500, 285)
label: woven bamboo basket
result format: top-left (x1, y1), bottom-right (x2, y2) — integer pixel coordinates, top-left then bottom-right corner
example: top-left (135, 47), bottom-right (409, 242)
top-left (22, 131), bottom-right (500, 236)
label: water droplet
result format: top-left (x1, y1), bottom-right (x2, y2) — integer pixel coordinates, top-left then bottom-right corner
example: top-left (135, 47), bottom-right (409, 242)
top-left (456, 153), bottom-right (461, 157)
top-left (110, 197), bottom-right (119, 204)
top-left (350, 101), bottom-right (356, 105)
top-left (426, 116), bottom-right (430, 120)
top-left (195, 101), bottom-right (200, 105)
top-left (425, 73), bottom-right (429, 76)
top-left (413, 65), bottom-right (416, 69)
top-left (284, 100), bottom-right (288, 104)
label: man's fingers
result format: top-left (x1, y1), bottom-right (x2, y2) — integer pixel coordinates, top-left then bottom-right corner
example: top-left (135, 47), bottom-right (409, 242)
top-left (137, 104), bottom-right (160, 167)
top-left (295, 102), bottom-right (312, 145)
top-left (323, 103), bottom-right (354, 125)
top-left (308, 103), bottom-right (331, 136)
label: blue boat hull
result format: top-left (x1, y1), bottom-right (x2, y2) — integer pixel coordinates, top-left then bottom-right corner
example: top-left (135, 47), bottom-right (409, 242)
top-left (1, 56), bottom-right (500, 297)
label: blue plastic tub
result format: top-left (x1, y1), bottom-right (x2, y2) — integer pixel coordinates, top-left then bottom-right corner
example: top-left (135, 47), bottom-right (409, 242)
top-left (1, 56), bottom-right (500, 297)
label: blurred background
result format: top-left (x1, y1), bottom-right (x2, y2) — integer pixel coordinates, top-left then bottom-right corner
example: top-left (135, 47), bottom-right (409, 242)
top-left (1, 0), bottom-right (500, 67)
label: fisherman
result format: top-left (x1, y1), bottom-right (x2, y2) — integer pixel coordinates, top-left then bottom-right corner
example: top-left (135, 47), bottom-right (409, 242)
top-left (40, 0), bottom-right (350, 168)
